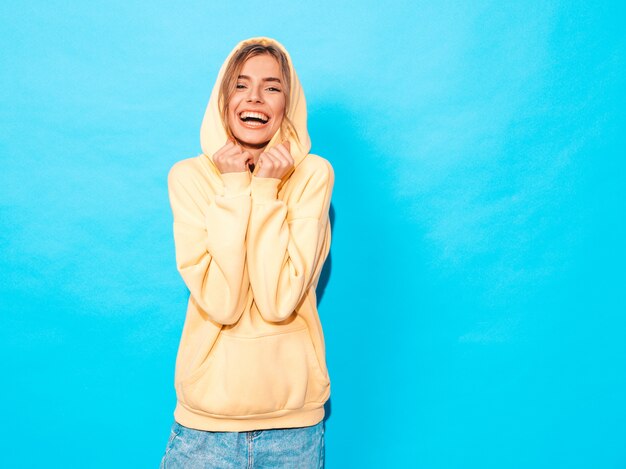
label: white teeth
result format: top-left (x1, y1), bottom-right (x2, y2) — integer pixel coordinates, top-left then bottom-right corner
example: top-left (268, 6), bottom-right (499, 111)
top-left (239, 111), bottom-right (269, 123)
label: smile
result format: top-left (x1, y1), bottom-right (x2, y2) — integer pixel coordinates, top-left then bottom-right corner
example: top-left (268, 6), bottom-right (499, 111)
top-left (239, 111), bottom-right (270, 128)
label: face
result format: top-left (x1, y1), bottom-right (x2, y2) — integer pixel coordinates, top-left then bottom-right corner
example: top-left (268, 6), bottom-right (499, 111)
top-left (227, 54), bottom-right (286, 150)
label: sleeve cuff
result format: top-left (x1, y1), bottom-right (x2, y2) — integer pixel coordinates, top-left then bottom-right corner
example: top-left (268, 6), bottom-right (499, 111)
top-left (221, 171), bottom-right (251, 197)
top-left (251, 176), bottom-right (281, 201)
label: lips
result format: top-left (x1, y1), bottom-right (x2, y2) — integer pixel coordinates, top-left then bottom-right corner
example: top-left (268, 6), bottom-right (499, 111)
top-left (238, 110), bottom-right (270, 126)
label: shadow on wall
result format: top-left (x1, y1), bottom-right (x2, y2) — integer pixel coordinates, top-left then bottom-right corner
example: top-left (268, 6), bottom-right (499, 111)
top-left (315, 204), bottom-right (335, 305)
top-left (311, 97), bottom-right (401, 424)
top-left (316, 204), bottom-right (334, 422)
top-left (309, 94), bottom-right (438, 425)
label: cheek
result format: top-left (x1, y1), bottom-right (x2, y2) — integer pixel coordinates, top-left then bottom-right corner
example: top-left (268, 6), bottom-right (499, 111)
top-left (226, 96), bottom-right (239, 118)
top-left (273, 99), bottom-right (286, 125)
top-left (226, 104), bottom-right (238, 127)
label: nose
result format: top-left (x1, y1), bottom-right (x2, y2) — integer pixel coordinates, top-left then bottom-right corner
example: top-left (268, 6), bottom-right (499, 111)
top-left (246, 86), bottom-right (263, 103)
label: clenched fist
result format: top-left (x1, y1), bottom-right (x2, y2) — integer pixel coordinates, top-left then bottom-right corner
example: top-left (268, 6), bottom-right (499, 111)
top-left (256, 141), bottom-right (294, 179)
top-left (213, 140), bottom-right (253, 174)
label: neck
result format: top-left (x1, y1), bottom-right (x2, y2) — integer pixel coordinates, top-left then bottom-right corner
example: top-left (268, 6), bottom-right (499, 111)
top-left (246, 147), bottom-right (265, 165)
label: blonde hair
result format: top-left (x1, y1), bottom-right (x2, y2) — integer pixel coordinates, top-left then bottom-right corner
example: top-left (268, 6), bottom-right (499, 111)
top-left (218, 42), bottom-right (299, 144)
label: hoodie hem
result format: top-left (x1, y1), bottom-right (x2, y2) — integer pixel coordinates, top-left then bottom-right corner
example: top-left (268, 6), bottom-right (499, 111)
top-left (173, 400), bottom-right (325, 432)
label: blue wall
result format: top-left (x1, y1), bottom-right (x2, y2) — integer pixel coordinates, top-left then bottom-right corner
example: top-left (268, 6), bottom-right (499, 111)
top-left (1, 1), bottom-right (624, 467)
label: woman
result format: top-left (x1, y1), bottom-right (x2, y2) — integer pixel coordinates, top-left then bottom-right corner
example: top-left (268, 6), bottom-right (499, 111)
top-left (160, 37), bottom-right (334, 468)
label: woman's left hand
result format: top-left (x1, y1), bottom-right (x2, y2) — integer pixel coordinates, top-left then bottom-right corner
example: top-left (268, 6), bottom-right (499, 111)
top-left (256, 141), bottom-right (294, 179)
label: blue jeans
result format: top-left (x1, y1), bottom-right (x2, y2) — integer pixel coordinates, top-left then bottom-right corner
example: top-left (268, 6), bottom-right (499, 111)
top-left (159, 420), bottom-right (325, 468)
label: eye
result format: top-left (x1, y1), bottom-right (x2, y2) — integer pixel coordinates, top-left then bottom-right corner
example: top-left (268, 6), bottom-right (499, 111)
top-left (236, 83), bottom-right (246, 89)
top-left (267, 87), bottom-right (282, 92)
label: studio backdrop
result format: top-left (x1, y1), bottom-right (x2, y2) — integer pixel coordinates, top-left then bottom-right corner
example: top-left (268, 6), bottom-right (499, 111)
top-left (1, 1), bottom-right (624, 468)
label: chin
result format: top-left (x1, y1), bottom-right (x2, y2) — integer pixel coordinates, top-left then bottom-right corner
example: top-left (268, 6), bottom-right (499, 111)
top-left (232, 125), bottom-right (280, 148)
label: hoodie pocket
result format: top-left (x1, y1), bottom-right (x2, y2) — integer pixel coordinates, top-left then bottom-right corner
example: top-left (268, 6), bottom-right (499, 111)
top-left (179, 327), bottom-right (329, 416)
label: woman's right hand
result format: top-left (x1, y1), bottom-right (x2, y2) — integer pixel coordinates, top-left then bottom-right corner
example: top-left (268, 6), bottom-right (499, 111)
top-left (213, 140), bottom-right (253, 174)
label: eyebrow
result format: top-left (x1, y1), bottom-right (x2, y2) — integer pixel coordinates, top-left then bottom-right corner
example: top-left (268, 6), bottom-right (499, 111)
top-left (237, 74), bottom-right (282, 83)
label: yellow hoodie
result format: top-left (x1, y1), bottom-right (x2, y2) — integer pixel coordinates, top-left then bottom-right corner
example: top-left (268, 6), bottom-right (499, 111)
top-left (166, 37), bottom-right (334, 431)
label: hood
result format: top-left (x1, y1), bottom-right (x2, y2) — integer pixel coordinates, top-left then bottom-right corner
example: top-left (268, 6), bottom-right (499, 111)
top-left (200, 36), bottom-right (311, 181)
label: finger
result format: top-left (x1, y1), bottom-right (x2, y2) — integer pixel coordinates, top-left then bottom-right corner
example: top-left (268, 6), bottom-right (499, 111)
top-left (229, 151), bottom-right (250, 170)
top-left (223, 143), bottom-right (245, 160)
top-left (214, 139), bottom-right (236, 160)
top-left (265, 148), bottom-right (286, 168)
top-left (273, 144), bottom-right (293, 164)
top-left (260, 151), bottom-right (279, 170)
top-left (223, 143), bottom-right (241, 158)
top-left (242, 151), bottom-right (254, 167)
top-left (269, 147), bottom-right (292, 169)
top-left (213, 142), bottom-right (228, 160)
top-left (255, 153), bottom-right (267, 172)
top-left (223, 139), bottom-right (236, 152)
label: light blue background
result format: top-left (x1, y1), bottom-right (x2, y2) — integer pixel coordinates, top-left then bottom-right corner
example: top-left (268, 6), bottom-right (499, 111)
top-left (1, 1), bottom-right (625, 468)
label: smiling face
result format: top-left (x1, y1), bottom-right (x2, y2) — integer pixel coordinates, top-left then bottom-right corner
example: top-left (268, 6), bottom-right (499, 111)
top-left (226, 54), bottom-right (286, 151)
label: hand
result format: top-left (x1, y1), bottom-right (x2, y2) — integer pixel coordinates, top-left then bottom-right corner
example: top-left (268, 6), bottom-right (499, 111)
top-left (256, 141), bottom-right (294, 179)
top-left (213, 140), bottom-right (253, 174)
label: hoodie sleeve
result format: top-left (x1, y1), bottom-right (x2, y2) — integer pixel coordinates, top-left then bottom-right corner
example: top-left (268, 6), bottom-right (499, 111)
top-left (168, 162), bottom-right (251, 325)
top-left (247, 160), bottom-right (334, 322)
